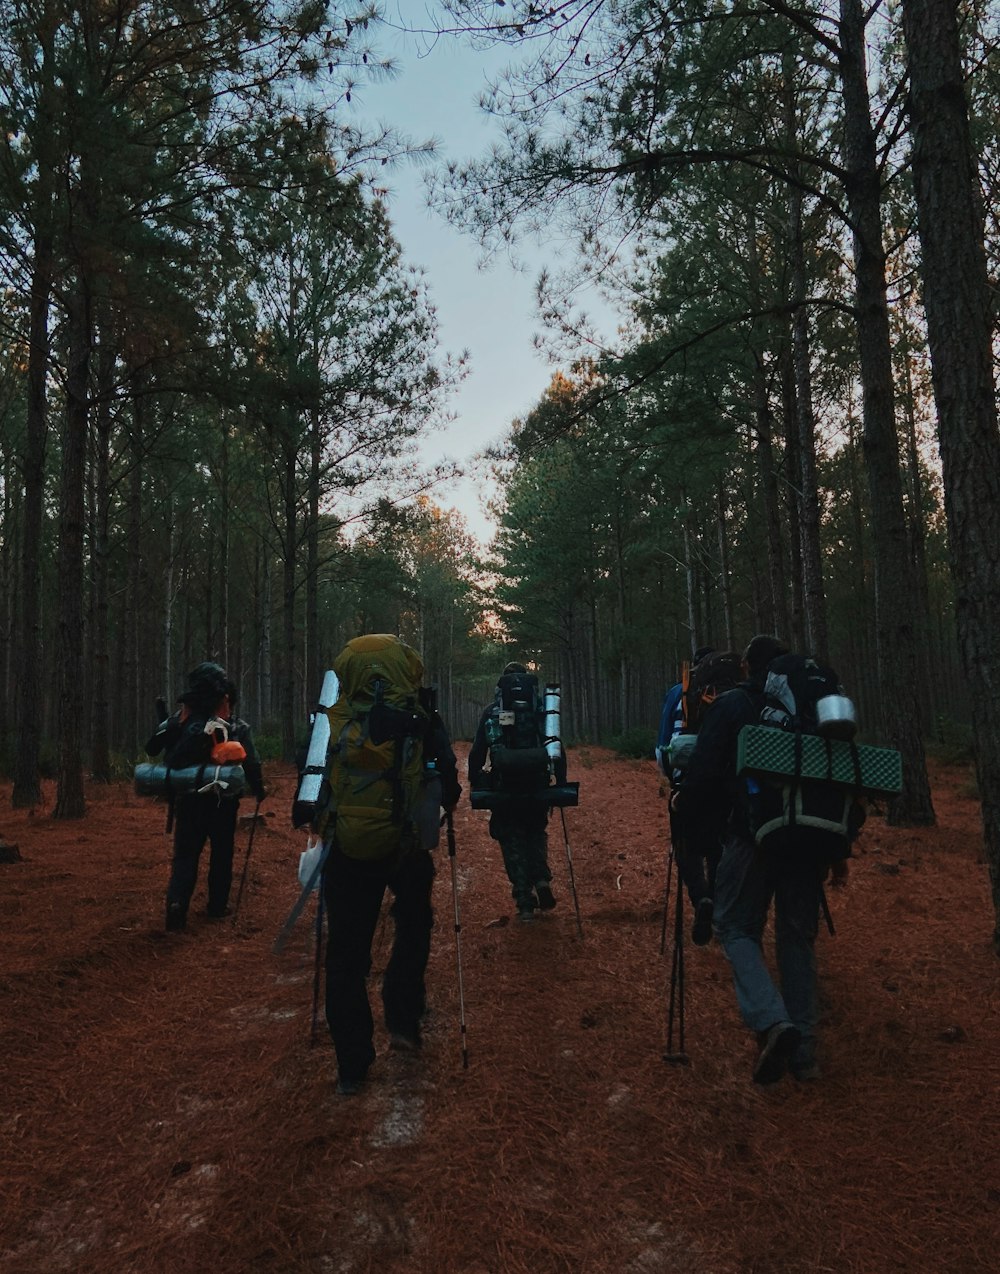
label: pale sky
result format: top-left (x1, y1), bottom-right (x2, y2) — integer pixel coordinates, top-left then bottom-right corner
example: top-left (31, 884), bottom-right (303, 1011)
top-left (353, 18), bottom-right (621, 545)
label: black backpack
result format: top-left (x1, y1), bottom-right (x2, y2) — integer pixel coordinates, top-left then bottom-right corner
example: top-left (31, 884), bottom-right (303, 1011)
top-left (484, 671), bottom-right (550, 793)
top-left (746, 654), bottom-right (863, 860)
top-left (682, 651), bottom-right (743, 733)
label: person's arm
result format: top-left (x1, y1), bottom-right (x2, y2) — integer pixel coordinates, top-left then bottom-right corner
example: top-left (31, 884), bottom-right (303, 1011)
top-left (146, 710), bottom-right (181, 758)
top-left (467, 711), bottom-right (489, 782)
top-left (671, 690), bottom-right (751, 826)
top-left (430, 715), bottom-right (462, 809)
top-left (655, 683), bottom-right (682, 773)
top-left (233, 720), bottom-right (266, 800)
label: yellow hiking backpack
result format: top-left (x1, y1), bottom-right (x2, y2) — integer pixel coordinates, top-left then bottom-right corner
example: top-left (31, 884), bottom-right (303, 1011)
top-left (319, 634), bottom-right (431, 861)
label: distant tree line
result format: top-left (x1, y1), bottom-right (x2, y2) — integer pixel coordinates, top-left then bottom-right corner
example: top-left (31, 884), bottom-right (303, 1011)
top-left (433, 0), bottom-right (1000, 945)
top-left (0, 1), bottom-right (474, 810)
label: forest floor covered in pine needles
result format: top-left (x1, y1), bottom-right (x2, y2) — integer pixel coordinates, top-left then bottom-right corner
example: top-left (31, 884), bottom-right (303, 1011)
top-left (1, 745), bottom-right (999, 1274)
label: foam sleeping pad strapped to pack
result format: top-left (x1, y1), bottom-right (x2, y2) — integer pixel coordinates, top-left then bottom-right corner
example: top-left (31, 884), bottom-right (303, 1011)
top-left (134, 762), bottom-right (248, 798)
top-left (736, 724), bottom-right (902, 797)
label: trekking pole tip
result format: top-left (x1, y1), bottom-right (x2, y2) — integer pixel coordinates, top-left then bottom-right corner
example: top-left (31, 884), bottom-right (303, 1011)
top-left (662, 1051), bottom-right (691, 1066)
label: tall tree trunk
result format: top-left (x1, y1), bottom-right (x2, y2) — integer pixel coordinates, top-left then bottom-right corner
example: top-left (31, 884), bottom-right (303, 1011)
top-left (123, 374), bottom-right (144, 754)
top-left (838, 0), bottom-right (934, 824)
top-left (588, 593), bottom-right (600, 741)
top-left (218, 418), bottom-right (230, 670)
top-left (783, 56), bottom-right (829, 660)
top-left (258, 544), bottom-right (272, 724)
top-left (682, 505), bottom-right (698, 653)
top-left (751, 365), bottom-right (789, 640)
top-left (716, 481), bottom-right (734, 650)
top-left (163, 500), bottom-right (175, 707)
top-left (780, 339), bottom-right (807, 651)
top-left (306, 404), bottom-right (321, 702)
top-left (902, 0), bottom-right (1000, 945)
top-left (281, 442), bottom-right (298, 758)
top-left (897, 314), bottom-right (935, 731)
top-left (89, 328), bottom-right (114, 781)
top-left (53, 280), bottom-right (90, 818)
top-left (0, 451), bottom-right (15, 733)
top-left (13, 62), bottom-right (55, 807)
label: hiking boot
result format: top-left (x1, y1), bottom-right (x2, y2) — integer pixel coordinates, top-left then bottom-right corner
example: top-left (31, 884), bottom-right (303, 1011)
top-left (791, 1059), bottom-right (822, 1082)
top-left (535, 881), bottom-right (557, 911)
top-left (335, 1074), bottom-right (366, 1097)
top-left (389, 1030), bottom-right (421, 1053)
top-left (205, 906), bottom-right (232, 920)
top-left (753, 1022), bottom-right (801, 1085)
top-left (691, 896), bottom-right (714, 946)
top-left (516, 898), bottom-right (537, 922)
top-left (165, 901), bottom-right (187, 932)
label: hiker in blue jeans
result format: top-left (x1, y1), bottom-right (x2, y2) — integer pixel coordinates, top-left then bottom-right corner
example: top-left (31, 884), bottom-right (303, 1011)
top-left (672, 634), bottom-right (847, 1084)
top-left (712, 833), bottom-right (842, 1081)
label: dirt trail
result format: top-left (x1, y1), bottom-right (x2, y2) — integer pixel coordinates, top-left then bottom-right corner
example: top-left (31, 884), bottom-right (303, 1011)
top-left (1, 748), bottom-right (998, 1273)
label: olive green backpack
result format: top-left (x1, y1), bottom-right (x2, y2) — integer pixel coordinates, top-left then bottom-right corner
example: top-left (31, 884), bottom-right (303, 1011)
top-left (319, 634), bottom-right (431, 861)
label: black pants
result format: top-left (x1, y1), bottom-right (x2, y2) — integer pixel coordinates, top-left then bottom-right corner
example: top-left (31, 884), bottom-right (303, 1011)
top-left (323, 846), bottom-right (435, 1081)
top-left (166, 794), bottom-right (239, 917)
top-left (488, 805), bottom-right (550, 904)
top-left (672, 823), bottom-right (721, 908)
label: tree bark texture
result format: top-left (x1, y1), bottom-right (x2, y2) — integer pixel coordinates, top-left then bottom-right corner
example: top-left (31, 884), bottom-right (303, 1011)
top-left (902, 0), bottom-right (1000, 944)
top-left (780, 339), bottom-right (807, 652)
top-left (281, 442), bottom-right (298, 759)
top-left (88, 332), bottom-right (114, 782)
top-left (783, 60), bottom-right (829, 661)
top-left (12, 104), bottom-right (55, 807)
top-left (53, 281), bottom-right (90, 818)
top-left (752, 363), bottom-right (789, 640)
top-left (838, 0), bottom-right (934, 824)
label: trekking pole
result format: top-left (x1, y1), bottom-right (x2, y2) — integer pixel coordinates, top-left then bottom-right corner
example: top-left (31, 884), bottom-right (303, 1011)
top-left (559, 807), bottom-right (584, 939)
top-left (309, 884), bottom-right (326, 1045)
top-left (445, 810), bottom-right (469, 1069)
top-left (663, 844), bottom-right (690, 1066)
top-left (659, 816), bottom-right (678, 956)
top-left (819, 883), bottom-right (835, 936)
top-left (231, 797), bottom-right (262, 922)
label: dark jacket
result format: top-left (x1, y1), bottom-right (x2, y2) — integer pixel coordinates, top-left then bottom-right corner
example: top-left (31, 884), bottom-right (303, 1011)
top-left (147, 709), bottom-right (265, 800)
top-left (672, 679), bottom-right (761, 842)
top-left (467, 707), bottom-right (492, 783)
top-left (426, 712), bottom-right (462, 808)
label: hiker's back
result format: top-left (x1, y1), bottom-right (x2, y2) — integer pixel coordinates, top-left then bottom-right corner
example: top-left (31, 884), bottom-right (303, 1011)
top-left (741, 653), bottom-right (864, 864)
top-left (316, 633), bottom-right (462, 1094)
top-left (322, 633), bottom-right (432, 861)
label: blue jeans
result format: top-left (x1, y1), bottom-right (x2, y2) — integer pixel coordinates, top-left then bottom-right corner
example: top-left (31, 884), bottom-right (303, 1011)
top-left (713, 834), bottom-right (823, 1062)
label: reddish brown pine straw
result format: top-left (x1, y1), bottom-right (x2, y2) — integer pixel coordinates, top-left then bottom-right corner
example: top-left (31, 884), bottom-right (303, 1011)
top-left (1, 747), bottom-right (998, 1274)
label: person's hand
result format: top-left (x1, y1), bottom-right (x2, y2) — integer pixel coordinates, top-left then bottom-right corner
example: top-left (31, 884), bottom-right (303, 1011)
top-left (254, 786), bottom-right (267, 804)
top-left (669, 789), bottom-right (682, 814)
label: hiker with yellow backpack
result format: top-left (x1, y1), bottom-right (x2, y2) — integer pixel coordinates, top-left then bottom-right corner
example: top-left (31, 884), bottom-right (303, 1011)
top-left (313, 634), bottom-right (461, 1096)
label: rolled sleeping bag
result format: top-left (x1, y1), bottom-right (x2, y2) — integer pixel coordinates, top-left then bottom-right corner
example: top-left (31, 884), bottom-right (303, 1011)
top-left (134, 762), bottom-right (248, 798)
top-left (470, 781), bottom-right (579, 811)
top-left (292, 668), bottom-right (340, 828)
